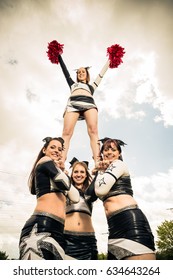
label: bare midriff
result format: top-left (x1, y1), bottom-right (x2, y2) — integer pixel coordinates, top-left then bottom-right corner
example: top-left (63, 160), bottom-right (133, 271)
top-left (71, 88), bottom-right (92, 97)
top-left (103, 194), bottom-right (137, 218)
top-left (34, 192), bottom-right (66, 221)
top-left (65, 212), bottom-right (95, 232)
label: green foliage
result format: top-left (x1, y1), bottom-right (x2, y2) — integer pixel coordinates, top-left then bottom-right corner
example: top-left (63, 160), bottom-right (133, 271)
top-left (156, 251), bottom-right (173, 260)
top-left (97, 252), bottom-right (107, 260)
top-left (0, 251), bottom-right (9, 260)
top-left (156, 220), bottom-right (173, 259)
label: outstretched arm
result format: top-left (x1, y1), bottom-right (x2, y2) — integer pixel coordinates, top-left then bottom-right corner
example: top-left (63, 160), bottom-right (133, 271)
top-left (92, 60), bottom-right (109, 91)
top-left (91, 43), bottom-right (125, 92)
top-left (58, 55), bottom-right (74, 88)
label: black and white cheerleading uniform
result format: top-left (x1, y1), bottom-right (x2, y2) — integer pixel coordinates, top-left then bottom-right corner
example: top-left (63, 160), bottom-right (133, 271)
top-left (64, 190), bottom-right (98, 260)
top-left (94, 159), bottom-right (156, 260)
top-left (19, 159), bottom-right (72, 260)
top-left (58, 55), bottom-right (109, 120)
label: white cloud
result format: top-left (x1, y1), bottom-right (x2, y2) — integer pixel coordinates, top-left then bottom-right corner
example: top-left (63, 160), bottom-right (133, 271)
top-left (132, 168), bottom-right (173, 204)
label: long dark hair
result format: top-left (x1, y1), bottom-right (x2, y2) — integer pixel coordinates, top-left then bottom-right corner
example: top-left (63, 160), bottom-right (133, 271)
top-left (28, 137), bottom-right (64, 194)
top-left (71, 161), bottom-right (92, 192)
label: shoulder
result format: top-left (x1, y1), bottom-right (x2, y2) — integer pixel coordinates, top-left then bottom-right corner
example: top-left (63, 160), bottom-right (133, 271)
top-left (36, 156), bottom-right (52, 166)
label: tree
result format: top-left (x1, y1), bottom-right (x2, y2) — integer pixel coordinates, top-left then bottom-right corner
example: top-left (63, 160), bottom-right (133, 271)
top-left (0, 251), bottom-right (9, 260)
top-left (156, 220), bottom-right (173, 259)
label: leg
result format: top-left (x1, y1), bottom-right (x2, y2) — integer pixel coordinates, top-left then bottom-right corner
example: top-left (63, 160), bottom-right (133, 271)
top-left (61, 111), bottom-right (80, 162)
top-left (84, 108), bottom-right (100, 163)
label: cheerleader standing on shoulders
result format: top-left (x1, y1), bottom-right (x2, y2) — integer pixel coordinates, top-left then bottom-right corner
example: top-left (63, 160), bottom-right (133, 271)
top-left (93, 138), bottom-right (156, 260)
top-left (47, 40), bottom-right (125, 167)
top-left (64, 158), bottom-right (98, 260)
top-left (19, 137), bottom-right (79, 260)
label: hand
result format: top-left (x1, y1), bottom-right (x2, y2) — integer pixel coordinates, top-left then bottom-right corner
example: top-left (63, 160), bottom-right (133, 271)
top-left (91, 167), bottom-right (98, 175)
top-left (96, 160), bottom-right (110, 171)
top-left (64, 169), bottom-right (69, 175)
top-left (54, 160), bottom-right (65, 171)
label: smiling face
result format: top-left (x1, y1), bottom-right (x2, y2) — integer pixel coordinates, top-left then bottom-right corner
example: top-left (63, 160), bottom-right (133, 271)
top-left (77, 67), bottom-right (87, 83)
top-left (71, 163), bottom-right (87, 189)
top-left (43, 139), bottom-right (63, 161)
top-left (102, 141), bottom-right (121, 162)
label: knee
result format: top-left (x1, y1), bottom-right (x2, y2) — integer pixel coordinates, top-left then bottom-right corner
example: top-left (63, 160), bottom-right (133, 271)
top-left (87, 125), bottom-right (98, 137)
top-left (62, 127), bottom-right (73, 139)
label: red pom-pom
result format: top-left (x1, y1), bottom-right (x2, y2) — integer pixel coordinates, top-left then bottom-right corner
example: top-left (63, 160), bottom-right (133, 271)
top-left (107, 44), bottom-right (125, 68)
top-left (47, 40), bottom-right (64, 64)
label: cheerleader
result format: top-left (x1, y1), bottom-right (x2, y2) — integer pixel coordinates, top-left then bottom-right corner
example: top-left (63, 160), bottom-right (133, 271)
top-left (47, 41), bottom-right (125, 166)
top-left (64, 158), bottom-right (98, 259)
top-left (93, 138), bottom-right (156, 260)
top-left (19, 137), bottom-right (79, 260)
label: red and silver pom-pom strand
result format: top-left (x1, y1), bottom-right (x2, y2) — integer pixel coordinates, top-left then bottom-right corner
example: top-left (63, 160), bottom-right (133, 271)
top-left (47, 40), bottom-right (64, 64)
top-left (107, 44), bottom-right (125, 68)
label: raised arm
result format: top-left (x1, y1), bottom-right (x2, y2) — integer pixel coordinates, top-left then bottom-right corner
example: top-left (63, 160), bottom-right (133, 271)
top-left (91, 43), bottom-right (125, 91)
top-left (47, 40), bottom-right (74, 88)
top-left (58, 55), bottom-right (74, 87)
top-left (92, 60), bottom-right (109, 91)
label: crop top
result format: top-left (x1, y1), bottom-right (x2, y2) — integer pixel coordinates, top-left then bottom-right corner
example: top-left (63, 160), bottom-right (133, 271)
top-left (99, 175), bottom-right (133, 202)
top-left (33, 160), bottom-right (71, 198)
top-left (66, 190), bottom-right (93, 216)
top-left (94, 160), bottom-right (133, 202)
top-left (58, 55), bottom-right (109, 96)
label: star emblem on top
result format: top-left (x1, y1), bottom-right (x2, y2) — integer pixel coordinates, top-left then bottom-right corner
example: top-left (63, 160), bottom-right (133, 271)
top-left (107, 163), bottom-right (116, 173)
top-left (98, 177), bottom-right (106, 188)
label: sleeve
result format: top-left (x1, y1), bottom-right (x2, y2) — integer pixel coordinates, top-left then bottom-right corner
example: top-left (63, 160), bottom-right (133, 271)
top-left (58, 55), bottom-right (74, 87)
top-left (91, 60), bottom-right (109, 91)
top-left (37, 160), bottom-right (71, 191)
top-left (84, 173), bottom-right (98, 203)
top-left (95, 160), bottom-right (128, 197)
top-left (66, 185), bottom-right (80, 203)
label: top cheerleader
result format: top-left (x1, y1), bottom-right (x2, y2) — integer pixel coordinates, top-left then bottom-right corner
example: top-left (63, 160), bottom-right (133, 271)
top-left (47, 40), bottom-right (125, 166)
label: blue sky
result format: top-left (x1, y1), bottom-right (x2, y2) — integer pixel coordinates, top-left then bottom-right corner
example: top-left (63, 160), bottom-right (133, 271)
top-left (0, 0), bottom-right (173, 258)
top-left (99, 106), bottom-right (173, 177)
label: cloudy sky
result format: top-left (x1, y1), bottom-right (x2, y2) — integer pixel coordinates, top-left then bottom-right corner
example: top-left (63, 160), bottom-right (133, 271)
top-left (0, 0), bottom-right (173, 259)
